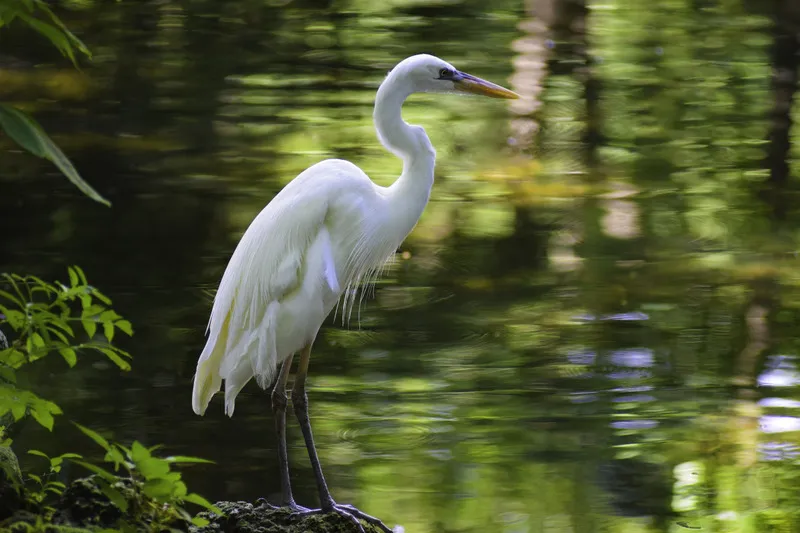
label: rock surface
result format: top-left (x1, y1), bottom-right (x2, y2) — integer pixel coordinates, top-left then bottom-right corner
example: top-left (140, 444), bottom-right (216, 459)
top-left (194, 501), bottom-right (388, 533)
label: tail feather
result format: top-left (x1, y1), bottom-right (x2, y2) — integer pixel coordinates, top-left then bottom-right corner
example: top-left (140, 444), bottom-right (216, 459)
top-left (192, 295), bottom-right (282, 417)
top-left (252, 301), bottom-right (280, 388)
top-left (224, 357), bottom-right (255, 416)
top-left (191, 310), bottom-right (231, 415)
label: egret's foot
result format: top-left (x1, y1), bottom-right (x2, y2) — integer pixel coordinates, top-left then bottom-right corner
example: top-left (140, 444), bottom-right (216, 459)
top-left (255, 497), bottom-right (311, 512)
top-left (290, 502), bottom-right (394, 533)
top-left (286, 501), bottom-right (312, 513)
top-left (255, 497), bottom-right (279, 510)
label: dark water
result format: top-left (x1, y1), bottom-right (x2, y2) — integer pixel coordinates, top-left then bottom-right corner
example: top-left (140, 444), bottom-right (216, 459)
top-left (2, 0), bottom-right (800, 531)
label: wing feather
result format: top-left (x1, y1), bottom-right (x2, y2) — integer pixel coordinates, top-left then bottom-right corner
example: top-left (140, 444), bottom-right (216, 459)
top-left (192, 177), bottom-right (329, 415)
top-left (191, 159), bottom-right (372, 416)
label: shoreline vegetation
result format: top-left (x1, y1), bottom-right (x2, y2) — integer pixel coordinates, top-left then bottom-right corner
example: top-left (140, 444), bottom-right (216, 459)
top-left (0, 470), bottom-right (384, 533)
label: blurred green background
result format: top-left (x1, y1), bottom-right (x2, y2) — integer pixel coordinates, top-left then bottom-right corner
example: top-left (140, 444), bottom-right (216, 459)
top-left (2, 0), bottom-right (800, 532)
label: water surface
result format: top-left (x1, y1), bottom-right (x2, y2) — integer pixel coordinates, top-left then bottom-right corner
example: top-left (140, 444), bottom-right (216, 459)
top-left (2, 1), bottom-right (800, 532)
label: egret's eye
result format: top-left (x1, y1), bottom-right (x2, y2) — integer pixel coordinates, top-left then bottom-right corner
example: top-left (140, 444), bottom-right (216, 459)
top-left (438, 68), bottom-right (454, 79)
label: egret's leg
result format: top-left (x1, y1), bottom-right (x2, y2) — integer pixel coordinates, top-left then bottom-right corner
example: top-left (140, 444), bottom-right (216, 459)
top-left (291, 343), bottom-right (334, 509)
top-left (271, 354), bottom-right (305, 510)
top-left (290, 344), bottom-right (394, 533)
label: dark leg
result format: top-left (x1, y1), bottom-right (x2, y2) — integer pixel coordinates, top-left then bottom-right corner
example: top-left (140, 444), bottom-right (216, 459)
top-left (271, 354), bottom-right (306, 510)
top-left (290, 344), bottom-right (334, 509)
top-left (290, 343), bottom-right (394, 533)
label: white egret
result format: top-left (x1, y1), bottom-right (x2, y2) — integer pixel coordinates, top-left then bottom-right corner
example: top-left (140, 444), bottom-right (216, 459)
top-left (191, 53), bottom-right (518, 531)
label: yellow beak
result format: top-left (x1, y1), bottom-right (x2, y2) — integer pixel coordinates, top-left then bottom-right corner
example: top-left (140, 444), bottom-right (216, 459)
top-left (454, 72), bottom-right (519, 99)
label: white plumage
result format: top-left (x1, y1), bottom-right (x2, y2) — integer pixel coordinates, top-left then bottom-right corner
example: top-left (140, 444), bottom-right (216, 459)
top-left (191, 53), bottom-right (518, 418)
top-left (192, 158), bottom-right (417, 416)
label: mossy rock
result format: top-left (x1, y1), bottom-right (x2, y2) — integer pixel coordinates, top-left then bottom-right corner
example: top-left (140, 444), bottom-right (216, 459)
top-left (0, 446), bottom-right (24, 521)
top-left (50, 476), bottom-right (132, 528)
top-left (192, 500), bottom-right (389, 533)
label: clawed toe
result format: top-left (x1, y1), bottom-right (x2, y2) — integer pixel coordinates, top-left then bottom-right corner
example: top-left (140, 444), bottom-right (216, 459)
top-left (255, 498), bottom-right (313, 513)
top-left (287, 502), bottom-right (396, 533)
top-left (287, 502), bottom-right (312, 513)
top-left (289, 505), bottom-right (365, 533)
top-left (335, 504), bottom-right (395, 533)
top-left (255, 497), bottom-right (279, 510)
top-left (288, 502), bottom-right (394, 533)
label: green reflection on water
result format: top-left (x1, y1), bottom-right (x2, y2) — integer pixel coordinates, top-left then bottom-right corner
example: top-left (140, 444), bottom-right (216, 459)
top-left (2, 0), bottom-right (800, 532)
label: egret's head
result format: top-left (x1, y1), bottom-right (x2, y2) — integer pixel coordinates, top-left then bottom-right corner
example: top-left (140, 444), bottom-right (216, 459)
top-left (389, 53), bottom-right (519, 99)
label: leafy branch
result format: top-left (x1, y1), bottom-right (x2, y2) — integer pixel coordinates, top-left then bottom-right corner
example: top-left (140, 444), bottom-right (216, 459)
top-left (0, 266), bottom-right (133, 431)
top-left (0, 0), bottom-right (109, 206)
top-left (0, 0), bottom-right (91, 66)
top-left (71, 423), bottom-right (221, 528)
top-left (25, 449), bottom-right (80, 512)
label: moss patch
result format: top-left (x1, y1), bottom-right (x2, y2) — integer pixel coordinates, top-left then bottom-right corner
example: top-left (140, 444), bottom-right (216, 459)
top-left (193, 500), bottom-right (387, 533)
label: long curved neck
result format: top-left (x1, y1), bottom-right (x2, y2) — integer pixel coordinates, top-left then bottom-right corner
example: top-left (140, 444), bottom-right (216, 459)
top-left (373, 74), bottom-right (435, 203)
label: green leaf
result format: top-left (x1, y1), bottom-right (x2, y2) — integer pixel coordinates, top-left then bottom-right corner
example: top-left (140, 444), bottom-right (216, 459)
top-left (25, 393), bottom-right (61, 428)
top-left (95, 477), bottom-right (129, 512)
top-left (0, 308), bottom-right (25, 329)
top-left (103, 321), bottom-right (114, 342)
top-left (143, 477), bottom-right (176, 501)
top-left (16, 13), bottom-right (76, 64)
top-left (0, 289), bottom-right (24, 308)
top-left (164, 455), bottom-right (214, 464)
top-left (10, 403), bottom-right (25, 421)
top-left (115, 320), bottom-right (133, 336)
top-left (136, 457), bottom-right (170, 480)
top-left (191, 517), bottom-right (210, 527)
top-left (83, 304), bottom-right (105, 318)
top-left (0, 104), bottom-right (110, 206)
top-left (173, 480), bottom-right (187, 498)
top-left (68, 267), bottom-right (79, 288)
top-left (33, 1), bottom-right (92, 60)
top-left (73, 422), bottom-right (111, 452)
top-left (82, 319), bottom-right (97, 338)
top-left (0, 103), bottom-right (46, 156)
top-left (130, 441), bottom-right (150, 463)
top-left (72, 265), bottom-right (88, 285)
top-left (30, 332), bottom-right (45, 349)
top-left (27, 450), bottom-right (49, 459)
top-left (184, 493), bottom-right (222, 514)
top-left (3, 349), bottom-right (26, 369)
top-left (46, 325), bottom-right (70, 344)
top-left (161, 471), bottom-right (181, 483)
top-left (0, 365), bottom-right (16, 384)
top-left (98, 347), bottom-right (131, 371)
top-left (30, 407), bottom-right (55, 430)
top-left (99, 310), bottom-right (120, 322)
top-left (93, 290), bottom-right (112, 305)
top-left (49, 319), bottom-right (74, 336)
top-left (103, 446), bottom-right (126, 468)
top-left (58, 347), bottom-right (76, 367)
top-left (70, 459), bottom-right (116, 482)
